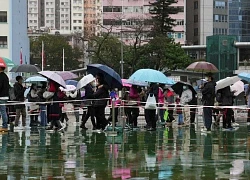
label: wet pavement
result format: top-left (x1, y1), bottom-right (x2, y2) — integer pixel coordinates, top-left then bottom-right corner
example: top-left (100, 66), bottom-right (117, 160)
top-left (0, 117), bottom-right (250, 179)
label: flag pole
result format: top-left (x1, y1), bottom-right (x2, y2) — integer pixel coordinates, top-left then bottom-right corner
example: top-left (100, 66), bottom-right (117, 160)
top-left (42, 41), bottom-right (44, 71)
top-left (63, 48), bottom-right (65, 71)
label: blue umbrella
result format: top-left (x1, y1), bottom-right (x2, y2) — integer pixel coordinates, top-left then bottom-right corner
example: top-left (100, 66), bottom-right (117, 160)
top-left (127, 79), bottom-right (149, 87)
top-left (238, 72), bottom-right (250, 82)
top-left (25, 76), bottom-right (47, 83)
top-left (129, 69), bottom-right (175, 85)
top-left (87, 64), bottom-right (122, 89)
top-left (65, 80), bottom-right (78, 87)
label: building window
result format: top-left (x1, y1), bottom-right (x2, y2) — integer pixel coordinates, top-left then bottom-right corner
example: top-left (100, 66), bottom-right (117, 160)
top-left (0, 36), bottom-right (7, 48)
top-left (214, 1), bottom-right (226, 9)
top-left (194, 1), bottom-right (198, 9)
top-left (0, 11), bottom-right (7, 23)
top-left (194, 15), bottom-right (198, 23)
top-left (194, 28), bottom-right (198, 36)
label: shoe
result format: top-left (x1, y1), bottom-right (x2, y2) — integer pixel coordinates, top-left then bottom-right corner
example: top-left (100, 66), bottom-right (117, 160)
top-left (57, 126), bottom-right (64, 132)
top-left (14, 126), bottom-right (24, 130)
top-left (232, 122), bottom-right (239, 127)
top-left (201, 128), bottom-right (211, 133)
top-left (0, 128), bottom-right (8, 132)
top-left (46, 126), bottom-right (54, 131)
top-left (92, 127), bottom-right (96, 130)
top-left (147, 128), bottom-right (156, 131)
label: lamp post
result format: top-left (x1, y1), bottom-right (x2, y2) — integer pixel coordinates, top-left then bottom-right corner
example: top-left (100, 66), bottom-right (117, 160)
top-left (120, 19), bottom-right (126, 79)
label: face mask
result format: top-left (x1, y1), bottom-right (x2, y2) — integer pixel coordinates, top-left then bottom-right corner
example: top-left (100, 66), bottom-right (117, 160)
top-left (91, 81), bottom-right (97, 87)
top-left (183, 86), bottom-right (187, 90)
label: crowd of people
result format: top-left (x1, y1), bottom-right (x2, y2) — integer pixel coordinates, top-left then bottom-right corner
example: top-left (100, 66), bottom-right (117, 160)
top-left (0, 63), bottom-right (250, 133)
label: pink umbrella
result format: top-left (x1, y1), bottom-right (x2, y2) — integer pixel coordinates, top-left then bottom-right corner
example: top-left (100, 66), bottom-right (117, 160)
top-left (186, 61), bottom-right (218, 73)
top-left (122, 79), bottom-right (132, 87)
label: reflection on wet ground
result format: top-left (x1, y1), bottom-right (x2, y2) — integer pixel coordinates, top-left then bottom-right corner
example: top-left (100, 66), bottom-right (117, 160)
top-left (0, 118), bottom-right (250, 179)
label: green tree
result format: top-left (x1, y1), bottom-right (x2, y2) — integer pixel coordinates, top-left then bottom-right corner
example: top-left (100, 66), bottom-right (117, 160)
top-left (149, 0), bottom-right (180, 36)
top-left (30, 34), bottom-right (82, 71)
top-left (136, 35), bottom-right (192, 71)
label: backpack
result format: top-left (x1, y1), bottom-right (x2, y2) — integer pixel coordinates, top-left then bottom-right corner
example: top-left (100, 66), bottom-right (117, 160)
top-left (9, 87), bottom-right (16, 101)
top-left (216, 92), bottom-right (222, 103)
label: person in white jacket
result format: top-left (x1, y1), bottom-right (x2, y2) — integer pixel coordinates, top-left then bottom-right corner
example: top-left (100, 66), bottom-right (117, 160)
top-left (180, 86), bottom-right (192, 124)
top-left (28, 84), bottom-right (39, 126)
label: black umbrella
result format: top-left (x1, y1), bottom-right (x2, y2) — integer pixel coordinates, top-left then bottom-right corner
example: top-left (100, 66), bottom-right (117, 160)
top-left (10, 64), bottom-right (41, 73)
top-left (171, 81), bottom-right (197, 96)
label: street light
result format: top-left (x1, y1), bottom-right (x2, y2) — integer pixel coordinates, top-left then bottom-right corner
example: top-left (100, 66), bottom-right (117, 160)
top-left (120, 18), bottom-right (126, 79)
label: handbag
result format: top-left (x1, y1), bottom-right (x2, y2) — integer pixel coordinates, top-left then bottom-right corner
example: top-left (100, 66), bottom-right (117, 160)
top-left (145, 94), bottom-right (157, 110)
top-left (163, 110), bottom-right (169, 121)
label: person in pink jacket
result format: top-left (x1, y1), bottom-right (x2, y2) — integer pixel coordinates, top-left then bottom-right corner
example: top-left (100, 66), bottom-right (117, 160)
top-left (158, 84), bottom-right (166, 123)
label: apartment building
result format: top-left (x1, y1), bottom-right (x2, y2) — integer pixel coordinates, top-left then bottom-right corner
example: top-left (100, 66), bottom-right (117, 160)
top-left (84, 0), bottom-right (102, 37)
top-left (0, 0), bottom-right (30, 66)
top-left (71, 0), bottom-right (84, 32)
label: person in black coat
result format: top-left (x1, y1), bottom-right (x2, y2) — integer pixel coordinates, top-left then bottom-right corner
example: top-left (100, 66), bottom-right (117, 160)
top-left (217, 86), bottom-right (235, 129)
top-left (80, 83), bottom-right (96, 130)
top-left (145, 83), bottom-right (159, 131)
top-left (189, 91), bottom-right (198, 124)
top-left (89, 73), bottom-right (109, 130)
top-left (13, 76), bottom-right (27, 127)
top-left (201, 75), bottom-right (216, 132)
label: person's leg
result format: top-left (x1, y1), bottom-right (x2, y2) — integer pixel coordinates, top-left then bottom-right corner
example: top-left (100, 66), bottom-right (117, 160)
top-left (248, 109), bottom-right (250, 123)
top-left (94, 107), bottom-right (101, 129)
top-left (40, 105), bottom-right (46, 126)
top-left (203, 107), bottom-right (212, 130)
top-left (144, 109), bottom-right (150, 127)
top-left (80, 107), bottom-right (91, 129)
top-left (99, 106), bottom-right (108, 130)
top-left (74, 106), bottom-right (80, 122)
top-left (14, 109), bottom-right (21, 126)
top-left (223, 108), bottom-right (227, 128)
top-left (190, 108), bottom-right (196, 124)
top-left (168, 105), bottom-right (175, 122)
top-left (227, 108), bottom-right (233, 128)
top-left (89, 106), bottom-right (96, 129)
top-left (0, 101), bottom-right (8, 129)
top-left (132, 107), bottom-right (139, 127)
top-left (64, 113), bottom-right (69, 122)
top-left (115, 107), bottom-right (118, 123)
top-left (150, 109), bottom-right (157, 129)
top-left (21, 107), bottom-right (27, 127)
top-left (159, 105), bottom-right (165, 122)
top-left (180, 114), bottom-right (184, 124)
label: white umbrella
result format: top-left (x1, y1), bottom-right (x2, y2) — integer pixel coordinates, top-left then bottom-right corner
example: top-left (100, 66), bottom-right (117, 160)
top-left (59, 85), bottom-right (76, 92)
top-left (231, 81), bottom-right (244, 96)
top-left (216, 76), bottom-right (241, 91)
top-left (38, 71), bottom-right (66, 88)
top-left (77, 74), bottom-right (96, 90)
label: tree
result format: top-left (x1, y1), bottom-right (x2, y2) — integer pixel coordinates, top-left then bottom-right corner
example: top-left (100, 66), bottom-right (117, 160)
top-left (136, 35), bottom-right (192, 71)
top-left (30, 34), bottom-right (82, 71)
top-left (149, 0), bottom-right (180, 36)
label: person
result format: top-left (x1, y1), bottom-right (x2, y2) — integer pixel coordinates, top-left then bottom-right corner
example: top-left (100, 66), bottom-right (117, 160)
top-left (89, 73), bottom-right (109, 130)
top-left (158, 84), bottom-right (165, 123)
top-left (45, 80), bottom-right (64, 131)
top-left (145, 83), bottom-right (159, 131)
top-left (69, 89), bottom-right (81, 122)
top-left (80, 82), bottom-right (96, 130)
top-left (246, 84), bottom-right (250, 125)
top-left (59, 90), bottom-right (69, 124)
top-left (217, 86), bottom-right (235, 129)
top-left (28, 84), bottom-right (39, 127)
top-left (108, 89), bottom-right (120, 125)
top-left (14, 76), bottom-right (27, 129)
top-left (0, 65), bottom-right (9, 132)
top-left (189, 88), bottom-right (198, 124)
top-left (37, 82), bottom-right (47, 127)
top-left (201, 75), bottom-right (216, 132)
top-left (176, 97), bottom-right (184, 126)
top-left (165, 88), bottom-right (175, 122)
top-left (127, 85), bottom-right (140, 128)
top-left (180, 85), bottom-right (192, 124)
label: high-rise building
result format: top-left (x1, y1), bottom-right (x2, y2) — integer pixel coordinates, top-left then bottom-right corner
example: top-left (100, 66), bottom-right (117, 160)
top-left (27, 0), bottom-right (84, 34)
top-left (102, 0), bottom-right (185, 44)
top-left (0, 0), bottom-right (30, 66)
top-left (84, 0), bottom-right (102, 37)
top-left (228, 0), bottom-right (250, 42)
top-left (186, 0), bottom-right (228, 45)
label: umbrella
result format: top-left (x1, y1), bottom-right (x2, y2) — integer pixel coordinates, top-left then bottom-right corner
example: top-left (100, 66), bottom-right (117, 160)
top-left (196, 79), bottom-right (207, 87)
top-left (129, 69), bottom-right (175, 85)
top-left (25, 76), bottom-right (47, 83)
top-left (87, 64), bottom-right (122, 89)
top-left (238, 72), bottom-right (250, 82)
top-left (231, 81), bottom-right (244, 96)
top-left (0, 57), bottom-right (15, 67)
top-left (65, 80), bottom-right (78, 87)
top-left (38, 71), bottom-right (66, 88)
top-left (122, 79), bottom-right (132, 87)
top-left (56, 71), bottom-right (78, 80)
top-left (127, 79), bottom-right (149, 87)
top-left (186, 61), bottom-right (219, 73)
top-left (0, 58), bottom-right (6, 68)
top-left (10, 64), bottom-right (41, 73)
top-left (59, 85), bottom-right (76, 92)
top-left (171, 81), bottom-right (197, 96)
top-left (76, 74), bottom-right (95, 90)
top-left (216, 76), bottom-right (241, 91)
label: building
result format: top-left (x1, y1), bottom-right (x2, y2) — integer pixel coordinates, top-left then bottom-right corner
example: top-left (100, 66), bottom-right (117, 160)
top-left (0, 0), bottom-right (30, 67)
top-left (28, 0), bottom-right (84, 34)
top-left (102, 0), bottom-right (185, 45)
top-left (84, 0), bottom-right (102, 37)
